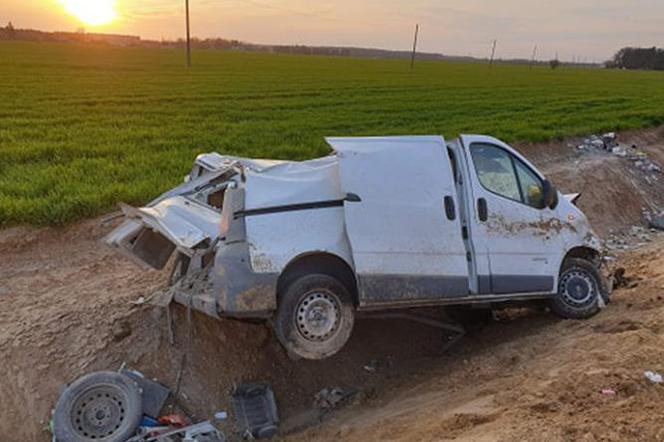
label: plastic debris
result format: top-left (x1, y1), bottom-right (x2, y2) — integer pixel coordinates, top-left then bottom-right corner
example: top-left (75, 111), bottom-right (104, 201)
top-left (644, 371), bottom-right (663, 384)
top-left (647, 212), bottom-right (664, 231)
top-left (128, 421), bottom-right (225, 442)
top-left (159, 413), bottom-right (189, 428)
top-left (214, 411), bottom-right (228, 421)
top-left (600, 388), bottom-right (616, 396)
top-left (363, 360), bottom-right (378, 373)
top-left (314, 387), bottom-right (357, 410)
top-left (575, 132), bottom-right (662, 175)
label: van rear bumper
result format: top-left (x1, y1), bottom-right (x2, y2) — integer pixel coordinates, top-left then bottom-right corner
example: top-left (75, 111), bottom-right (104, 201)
top-left (172, 241), bottom-right (278, 319)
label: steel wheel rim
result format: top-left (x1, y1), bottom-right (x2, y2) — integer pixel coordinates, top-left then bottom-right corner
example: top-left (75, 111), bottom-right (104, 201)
top-left (560, 269), bottom-right (596, 307)
top-left (295, 290), bottom-right (341, 342)
top-left (70, 384), bottom-right (127, 439)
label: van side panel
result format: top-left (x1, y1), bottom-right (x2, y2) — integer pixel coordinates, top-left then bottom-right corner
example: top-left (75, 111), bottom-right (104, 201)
top-left (244, 207), bottom-right (354, 274)
top-left (328, 136), bottom-right (471, 307)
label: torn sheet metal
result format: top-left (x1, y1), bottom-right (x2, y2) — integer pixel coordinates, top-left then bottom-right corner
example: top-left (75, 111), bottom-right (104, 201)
top-left (244, 156), bottom-right (342, 210)
top-left (136, 197), bottom-right (221, 250)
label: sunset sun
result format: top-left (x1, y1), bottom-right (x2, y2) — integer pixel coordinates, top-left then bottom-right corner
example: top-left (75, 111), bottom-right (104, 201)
top-left (60, 0), bottom-right (117, 26)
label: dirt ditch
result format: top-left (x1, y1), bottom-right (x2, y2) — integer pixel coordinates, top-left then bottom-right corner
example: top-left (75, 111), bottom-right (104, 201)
top-left (2, 128), bottom-right (664, 441)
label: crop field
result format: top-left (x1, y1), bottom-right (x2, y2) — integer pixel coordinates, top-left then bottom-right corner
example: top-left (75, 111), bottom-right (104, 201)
top-left (1, 40), bottom-right (664, 226)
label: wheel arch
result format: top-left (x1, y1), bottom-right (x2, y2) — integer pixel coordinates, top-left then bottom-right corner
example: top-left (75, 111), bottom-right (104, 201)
top-left (277, 252), bottom-right (359, 305)
top-left (561, 246), bottom-right (601, 269)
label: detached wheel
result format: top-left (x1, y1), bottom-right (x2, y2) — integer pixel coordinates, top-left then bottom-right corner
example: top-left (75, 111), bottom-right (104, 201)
top-left (274, 274), bottom-right (355, 360)
top-left (54, 371), bottom-right (143, 442)
top-left (549, 258), bottom-right (608, 319)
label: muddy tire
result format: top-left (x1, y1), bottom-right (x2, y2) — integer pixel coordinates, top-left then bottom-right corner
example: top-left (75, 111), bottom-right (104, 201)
top-left (53, 371), bottom-right (143, 442)
top-left (274, 274), bottom-right (354, 360)
top-left (549, 258), bottom-right (608, 320)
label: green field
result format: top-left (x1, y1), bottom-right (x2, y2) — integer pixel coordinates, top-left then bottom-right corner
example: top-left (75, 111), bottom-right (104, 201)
top-left (1, 41), bottom-right (664, 226)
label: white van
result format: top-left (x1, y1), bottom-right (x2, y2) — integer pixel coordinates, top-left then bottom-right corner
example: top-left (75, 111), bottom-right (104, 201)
top-left (107, 135), bottom-right (610, 359)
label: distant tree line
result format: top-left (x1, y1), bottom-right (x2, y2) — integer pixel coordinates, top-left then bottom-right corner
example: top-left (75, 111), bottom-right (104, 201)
top-left (607, 47), bottom-right (664, 71)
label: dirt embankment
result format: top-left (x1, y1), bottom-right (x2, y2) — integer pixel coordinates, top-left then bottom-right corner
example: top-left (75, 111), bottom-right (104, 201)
top-left (291, 241), bottom-right (664, 442)
top-left (523, 127), bottom-right (664, 236)
top-left (2, 128), bottom-right (664, 441)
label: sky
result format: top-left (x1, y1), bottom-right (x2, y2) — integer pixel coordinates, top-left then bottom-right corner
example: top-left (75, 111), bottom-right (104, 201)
top-left (3, 0), bottom-right (663, 61)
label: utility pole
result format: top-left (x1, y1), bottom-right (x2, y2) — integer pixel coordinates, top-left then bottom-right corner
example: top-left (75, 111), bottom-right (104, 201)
top-left (529, 45), bottom-right (537, 69)
top-left (410, 24), bottom-right (419, 69)
top-left (489, 39), bottom-right (497, 67)
top-left (185, 0), bottom-right (191, 67)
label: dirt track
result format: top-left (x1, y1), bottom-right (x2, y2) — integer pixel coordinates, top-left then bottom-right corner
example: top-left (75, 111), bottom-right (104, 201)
top-left (2, 129), bottom-right (664, 441)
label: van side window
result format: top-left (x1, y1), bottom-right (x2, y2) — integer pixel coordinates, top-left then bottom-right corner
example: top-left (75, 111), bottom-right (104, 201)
top-left (469, 143), bottom-right (520, 201)
top-left (514, 158), bottom-right (545, 209)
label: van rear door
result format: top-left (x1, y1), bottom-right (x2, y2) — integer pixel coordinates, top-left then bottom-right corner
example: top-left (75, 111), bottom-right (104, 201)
top-left (105, 168), bottom-right (232, 270)
top-left (327, 136), bottom-right (470, 308)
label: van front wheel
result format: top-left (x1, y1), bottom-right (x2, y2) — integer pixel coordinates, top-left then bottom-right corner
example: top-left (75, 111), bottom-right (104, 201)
top-left (274, 274), bottom-right (355, 360)
top-left (550, 258), bottom-right (608, 319)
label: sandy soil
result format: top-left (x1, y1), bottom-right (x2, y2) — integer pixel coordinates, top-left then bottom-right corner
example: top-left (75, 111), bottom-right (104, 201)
top-left (289, 243), bottom-right (664, 442)
top-left (1, 128), bottom-right (664, 441)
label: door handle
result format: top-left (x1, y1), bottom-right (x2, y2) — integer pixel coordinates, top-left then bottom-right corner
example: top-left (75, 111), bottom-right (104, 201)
top-left (477, 198), bottom-right (488, 222)
top-left (444, 196), bottom-right (456, 220)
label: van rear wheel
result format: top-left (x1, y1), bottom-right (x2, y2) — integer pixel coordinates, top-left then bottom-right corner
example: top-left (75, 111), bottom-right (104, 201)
top-left (274, 274), bottom-right (354, 360)
top-left (550, 257), bottom-right (608, 319)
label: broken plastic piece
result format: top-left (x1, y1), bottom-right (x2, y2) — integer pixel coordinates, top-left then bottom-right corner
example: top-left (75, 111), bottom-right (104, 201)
top-left (122, 369), bottom-right (171, 419)
top-left (644, 371), bottom-right (663, 384)
top-left (158, 413), bottom-right (189, 428)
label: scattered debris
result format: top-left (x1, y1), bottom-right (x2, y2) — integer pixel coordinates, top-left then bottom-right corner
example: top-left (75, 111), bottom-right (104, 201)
top-left (129, 421), bottom-right (225, 442)
top-left (611, 267), bottom-right (638, 289)
top-left (575, 132), bottom-right (662, 176)
top-left (314, 387), bottom-right (358, 410)
top-left (214, 411), bottom-right (228, 421)
top-left (646, 211), bottom-right (664, 231)
top-left (231, 383), bottom-right (279, 439)
top-left (158, 413), bottom-right (189, 428)
top-left (605, 225), bottom-right (663, 251)
top-left (363, 359), bottom-right (378, 373)
top-left (53, 371), bottom-right (144, 442)
top-left (644, 371), bottom-right (663, 384)
top-left (52, 369), bottom-right (228, 442)
top-left (122, 369), bottom-right (172, 419)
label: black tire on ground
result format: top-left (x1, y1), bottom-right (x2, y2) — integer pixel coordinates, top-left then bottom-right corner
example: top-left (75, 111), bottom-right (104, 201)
top-left (273, 273), bottom-right (355, 360)
top-left (54, 371), bottom-right (143, 442)
top-left (549, 257), bottom-right (608, 320)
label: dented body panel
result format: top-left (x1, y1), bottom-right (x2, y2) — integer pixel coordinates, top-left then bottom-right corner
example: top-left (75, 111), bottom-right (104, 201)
top-left (106, 135), bottom-right (605, 320)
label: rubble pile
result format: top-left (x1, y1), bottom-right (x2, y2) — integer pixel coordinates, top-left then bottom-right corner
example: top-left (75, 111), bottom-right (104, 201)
top-left (575, 132), bottom-right (662, 174)
top-left (605, 225), bottom-right (662, 251)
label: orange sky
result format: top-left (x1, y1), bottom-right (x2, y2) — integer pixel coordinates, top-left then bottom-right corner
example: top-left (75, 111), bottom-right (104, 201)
top-left (3, 0), bottom-right (663, 61)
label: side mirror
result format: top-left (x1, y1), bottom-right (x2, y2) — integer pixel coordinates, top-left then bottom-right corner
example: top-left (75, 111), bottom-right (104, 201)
top-left (542, 179), bottom-right (559, 209)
